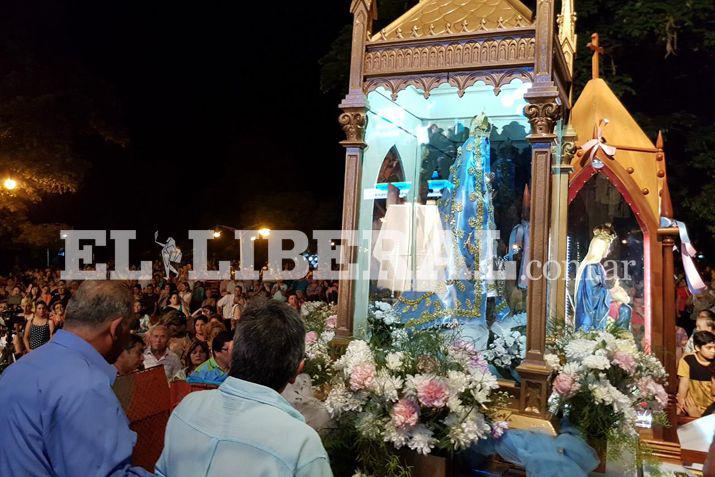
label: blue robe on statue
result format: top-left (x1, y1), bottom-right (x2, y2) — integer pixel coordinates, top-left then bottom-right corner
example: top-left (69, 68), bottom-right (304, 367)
top-left (399, 116), bottom-right (509, 349)
top-left (574, 263), bottom-right (611, 331)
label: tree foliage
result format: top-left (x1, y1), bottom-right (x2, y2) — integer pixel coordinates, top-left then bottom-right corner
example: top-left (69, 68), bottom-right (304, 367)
top-left (0, 2), bottom-right (127, 247)
top-left (321, 0), bottom-right (715, 250)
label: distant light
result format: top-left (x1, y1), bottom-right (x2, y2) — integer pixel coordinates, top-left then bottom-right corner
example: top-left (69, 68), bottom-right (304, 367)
top-left (250, 236), bottom-right (257, 241)
top-left (330, 241), bottom-right (336, 247)
top-left (3, 178), bottom-right (17, 190)
top-left (258, 228), bottom-right (271, 238)
top-left (61, 233), bottom-right (68, 239)
top-left (697, 253), bottom-right (705, 259)
top-left (213, 230), bottom-right (222, 238)
top-left (621, 239), bottom-right (628, 244)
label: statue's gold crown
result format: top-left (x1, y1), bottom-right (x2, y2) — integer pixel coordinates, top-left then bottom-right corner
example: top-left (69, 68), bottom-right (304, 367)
top-left (469, 113), bottom-right (492, 136)
top-left (593, 223), bottom-right (617, 242)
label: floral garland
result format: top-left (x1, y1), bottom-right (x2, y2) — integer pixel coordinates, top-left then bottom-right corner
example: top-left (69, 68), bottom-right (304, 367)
top-left (301, 302), bottom-right (338, 389)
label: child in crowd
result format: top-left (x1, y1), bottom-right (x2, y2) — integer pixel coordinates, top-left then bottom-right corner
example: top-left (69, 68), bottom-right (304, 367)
top-left (677, 330), bottom-right (715, 417)
top-left (684, 309), bottom-right (715, 354)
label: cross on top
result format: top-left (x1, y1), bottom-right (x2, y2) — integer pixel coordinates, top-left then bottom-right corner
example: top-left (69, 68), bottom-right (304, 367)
top-left (587, 33), bottom-right (605, 79)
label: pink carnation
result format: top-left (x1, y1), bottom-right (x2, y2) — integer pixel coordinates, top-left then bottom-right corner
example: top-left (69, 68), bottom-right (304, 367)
top-left (553, 373), bottom-right (579, 398)
top-left (349, 362), bottom-right (376, 391)
top-left (637, 377), bottom-right (669, 410)
top-left (612, 351), bottom-right (637, 373)
top-left (326, 315), bottom-right (337, 329)
top-left (305, 331), bottom-right (318, 345)
top-left (416, 377), bottom-right (450, 408)
top-left (391, 398), bottom-right (420, 429)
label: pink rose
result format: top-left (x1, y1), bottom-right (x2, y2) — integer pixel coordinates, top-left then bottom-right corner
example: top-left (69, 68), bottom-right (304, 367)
top-left (553, 373), bottom-right (579, 398)
top-left (326, 315), bottom-right (337, 329)
top-left (416, 377), bottom-right (450, 408)
top-left (612, 351), bottom-right (636, 373)
top-left (391, 398), bottom-right (420, 429)
top-left (349, 362), bottom-right (376, 391)
top-left (305, 331), bottom-right (318, 345)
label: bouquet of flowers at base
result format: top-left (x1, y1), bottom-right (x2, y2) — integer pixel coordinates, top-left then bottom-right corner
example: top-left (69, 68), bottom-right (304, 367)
top-left (545, 327), bottom-right (669, 459)
top-left (301, 302), bottom-right (338, 389)
top-left (322, 328), bottom-right (505, 477)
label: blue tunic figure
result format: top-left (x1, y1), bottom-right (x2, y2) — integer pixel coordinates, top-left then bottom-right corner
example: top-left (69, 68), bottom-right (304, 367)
top-left (574, 224), bottom-right (617, 331)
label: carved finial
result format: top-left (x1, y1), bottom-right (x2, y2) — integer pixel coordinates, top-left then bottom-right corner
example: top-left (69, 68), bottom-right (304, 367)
top-left (497, 17), bottom-right (506, 29)
top-left (445, 22), bottom-right (452, 34)
top-left (396, 27), bottom-right (404, 39)
top-left (661, 179), bottom-right (674, 219)
top-left (587, 33), bottom-right (605, 79)
top-left (461, 20), bottom-right (469, 32)
top-left (656, 130), bottom-right (664, 149)
top-left (522, 184), bottom-right (531, 219)
top-left (411, 25), bottom-right (421, 37)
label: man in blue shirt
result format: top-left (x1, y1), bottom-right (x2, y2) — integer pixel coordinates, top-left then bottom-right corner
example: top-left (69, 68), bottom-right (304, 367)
top-left (0, 281), bottom-right (152, 477)
top-left (157, 299), bottom-right (332, 477)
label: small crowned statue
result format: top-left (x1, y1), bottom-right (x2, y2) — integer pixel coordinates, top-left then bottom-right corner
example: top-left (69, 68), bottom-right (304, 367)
top-left (574, 224), bottom-right (618, 331)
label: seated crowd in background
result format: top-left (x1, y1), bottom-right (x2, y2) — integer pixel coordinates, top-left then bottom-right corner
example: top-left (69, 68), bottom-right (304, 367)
top-left (0, 262), bottom-right (339, 382)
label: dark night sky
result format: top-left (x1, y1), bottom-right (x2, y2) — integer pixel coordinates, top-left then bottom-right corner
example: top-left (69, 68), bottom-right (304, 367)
top-left (22, 1), bottom-right (352, 242)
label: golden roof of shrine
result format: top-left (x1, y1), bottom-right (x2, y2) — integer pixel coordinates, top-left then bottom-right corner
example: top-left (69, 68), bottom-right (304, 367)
top-left (370, 0), bottom-right (534, 42)
top-left (570, 77), bottom-right (665, 223)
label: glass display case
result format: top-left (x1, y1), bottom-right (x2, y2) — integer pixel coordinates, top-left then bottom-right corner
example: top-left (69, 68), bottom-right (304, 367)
top-left (355, 81), bottom-right (533, 365)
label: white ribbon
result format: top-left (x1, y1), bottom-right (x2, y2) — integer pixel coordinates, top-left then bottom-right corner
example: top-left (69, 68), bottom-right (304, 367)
top-left (660, 217), bottom-right (708, 295)
top-left (581, 119), bottom-right (617, 162)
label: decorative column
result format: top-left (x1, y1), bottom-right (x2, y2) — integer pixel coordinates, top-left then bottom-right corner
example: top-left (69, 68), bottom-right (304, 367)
top-left (515, 0), bottom-right (563, 418)
top-left (548, 125), bottom-right (576, 325)
top-left (335, 0), bottom-right (376, 337)
top-left (656, 138), bottom-right (680, 446)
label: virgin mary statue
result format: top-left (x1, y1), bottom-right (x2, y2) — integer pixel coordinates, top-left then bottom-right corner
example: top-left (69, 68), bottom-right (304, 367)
top-left (574, 224), bottom-right (617, 331)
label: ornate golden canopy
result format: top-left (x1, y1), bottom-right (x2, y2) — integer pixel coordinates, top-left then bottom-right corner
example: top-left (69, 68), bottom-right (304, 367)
top-left (370, 0), bottom-right (534, 42)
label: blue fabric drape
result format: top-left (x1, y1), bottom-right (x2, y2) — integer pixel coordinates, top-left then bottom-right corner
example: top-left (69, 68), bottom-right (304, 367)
top-left (575, 263), bottom-right (611, 331)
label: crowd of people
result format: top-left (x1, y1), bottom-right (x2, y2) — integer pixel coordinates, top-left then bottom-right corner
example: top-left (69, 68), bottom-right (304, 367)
top-left (0, 262), bottom-right (339, 384)
top-left (1, 261), bottom-right (715, 475)
top-left (673, 266), bottom-right (715, 419)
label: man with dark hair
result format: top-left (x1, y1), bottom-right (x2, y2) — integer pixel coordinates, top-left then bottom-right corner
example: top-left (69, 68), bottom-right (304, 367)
top-left (0, 281), bottom-right (151, 476)
top-left (115, 333), bottom-right (146, 376)
top-left (187, 330), bottom-right (233, 385)
top-left (157, 299), bottom-right (332, 477)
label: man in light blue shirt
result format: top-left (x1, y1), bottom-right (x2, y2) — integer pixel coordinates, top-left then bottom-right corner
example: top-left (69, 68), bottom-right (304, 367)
top-left (0, 281), bottom-right (152, 477)
top-left (156, 299), bottom-right (332, 477)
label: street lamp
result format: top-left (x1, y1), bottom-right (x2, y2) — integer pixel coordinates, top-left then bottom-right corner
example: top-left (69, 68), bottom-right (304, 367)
top-left (213, 230), bottom-right (222, 238)
top-left (3, 178), bottom-right (17, 191)
top-left (258, 227), bottom-right (271, 239)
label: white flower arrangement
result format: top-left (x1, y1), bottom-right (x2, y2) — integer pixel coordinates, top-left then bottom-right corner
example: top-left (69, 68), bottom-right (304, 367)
top-left (547, 328), bottom-right (669, 451)
top-left (324, 329), bottom-right (502, 471)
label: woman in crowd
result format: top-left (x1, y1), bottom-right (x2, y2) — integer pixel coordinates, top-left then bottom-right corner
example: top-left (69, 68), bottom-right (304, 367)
top-left (23, 301), bottom-right (53, 352)
top-left (18, 298), bottom-right (35, 322)
top-left (162, 292), bottom-right (188, 322)
top-left (50, 302), bottom-right (65, 331)
top-left (39, 285), bottom-right (52, 306)
top-left (180, 340), bottom-right (210, 378)
top-left (192, 315), bottom-right (208, 342)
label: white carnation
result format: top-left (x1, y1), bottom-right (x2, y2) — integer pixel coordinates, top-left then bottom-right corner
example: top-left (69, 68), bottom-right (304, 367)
top-left (544, 353), bottom-right (561, 371)
top-left (325, 382), bottom-right (365, 416)
top-left (583, 354), bottom-right (611, 370)
top-left (565, 339), bottom-right (598, 360)
top-left (408, 424), bottom-right (437, 455)
top-left (370, 370), bottom-right (403, 402)
top-left (385, 351), bottom-right (405, 372)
